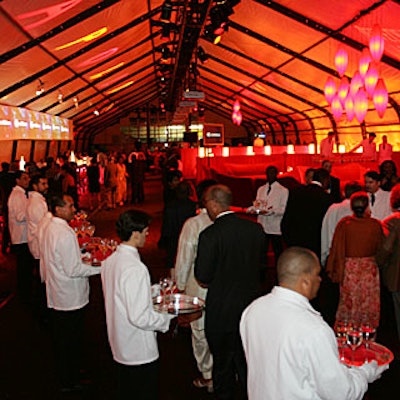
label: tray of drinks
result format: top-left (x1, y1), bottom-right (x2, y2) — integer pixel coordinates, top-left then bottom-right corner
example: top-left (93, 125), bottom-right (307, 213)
top-left (153, 294), bottom-right (205, 315)
top-left (338, 341), bottom-right (393, 367)
top-left (81, 237), bottom-right (118, 266)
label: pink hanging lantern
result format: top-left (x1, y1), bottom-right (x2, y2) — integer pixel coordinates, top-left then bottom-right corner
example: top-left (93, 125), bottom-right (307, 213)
top-left (324, 76), bottom-right (336, 104)
top-left (334, 48), bottom-right (348, 77)
top-left (344, 93), bottom-right (355, 122)
top-left (337, 77), bottom-right (349, 106)
top-left (354, 88), bottom-right (369, 123)
top-left (232, 111), bottom-right (242, 126)
top-left (233, 99), bottom-right (241, 112)
top-left (359, 48), bottom-right (372, 81)
top-left (364, 63), bottom-right (379, 97)
top-left (350, 71), bottom-right (363, 96)
top-left (369, 24), bottom-right (385, 62)
top-left (331, 95), bottom-right (343, 121)
top-left (373, 78), bottom-right (388, 118)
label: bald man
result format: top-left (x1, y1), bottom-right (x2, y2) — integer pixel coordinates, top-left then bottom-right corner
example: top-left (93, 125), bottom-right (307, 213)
top-left (240, 247), bottom-right (387, 400)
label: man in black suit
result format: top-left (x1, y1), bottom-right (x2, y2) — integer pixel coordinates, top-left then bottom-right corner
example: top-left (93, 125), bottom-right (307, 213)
top-left (281, 168), bottom-right (333, 259)
top-left (195, 184), bottom-right (266, 400)
top-left (322, 160), bottom-right (342, 203)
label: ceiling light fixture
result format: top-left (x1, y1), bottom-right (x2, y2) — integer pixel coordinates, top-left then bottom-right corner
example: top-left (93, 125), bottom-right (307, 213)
top-left (35, 79), bottom-right (44, 96)
top-left (160, 2), bottom-right (173, 23)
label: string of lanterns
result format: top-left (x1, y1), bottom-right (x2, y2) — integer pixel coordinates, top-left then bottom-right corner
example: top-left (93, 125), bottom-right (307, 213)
top-left (232, 99), bottom-right (242, 125)
top-left (324, 24), bottom-right (388, 123)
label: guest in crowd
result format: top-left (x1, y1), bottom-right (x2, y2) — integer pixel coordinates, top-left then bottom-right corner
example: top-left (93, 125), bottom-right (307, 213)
top-left (105, 156), bottom-right (118, 210)
top-left (378, 135), bottom-right (393, 165)
top-left (379, 160), bottom-right (400, 192)
top-left (8, 170), bottom-right (33, 303)
top-left (377, 184), bottom-right (400, 342)
top-left (304, 167), bottom-right (315, 185)
top-left (364, 171), bottom-right (391, 220)
top-left (162, 169), bottom-right (182, 207)
top-left (350, 132), bottom-right (377, 159)
top-left (253, 165), bottom-right (288, 264)
top-left (131, 152), bottom-right (147, 204)
top-left (101, 210), bottom-right (174, 400)
top-left (195, 184), bottom-right (266, 400)
top-left (281, 168), bottom-right (333, 258)
top-left (61, 164), bottom-right (78, 209)
top-left (116, 155), bottom-right (128, 206)
top-left (326, 192), bottom-right (384, 327)
top-left (41, 193), bottom-right (101, 392)
top-left (322, 160), bottom-right (342, 203)
top-left (319, 131), bottom-right (335, 158)
top-left (240, 246), bottom-right (387, 400)
top-left (175, 179), bottom-right (217, 393)
top-left (86, 159), bottom-right (101, 211)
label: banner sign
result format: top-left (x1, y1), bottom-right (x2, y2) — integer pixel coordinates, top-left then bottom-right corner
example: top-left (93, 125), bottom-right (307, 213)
top-left (203, 123), bottom-right (224, 146)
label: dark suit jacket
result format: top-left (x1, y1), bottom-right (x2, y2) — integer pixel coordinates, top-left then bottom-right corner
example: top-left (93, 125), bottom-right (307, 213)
top-left (281, 184), bottom-right (333, 258)
top-left (329, 175), bottom-right (342, 203)
top-left (195, 212), bottom-right (267, 333)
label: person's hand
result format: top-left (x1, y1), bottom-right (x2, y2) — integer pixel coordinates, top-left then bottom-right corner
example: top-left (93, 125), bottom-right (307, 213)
top-left (358, 360), bottom-right (389, 383)
top-left (177, 310), bottom-right (202, 327)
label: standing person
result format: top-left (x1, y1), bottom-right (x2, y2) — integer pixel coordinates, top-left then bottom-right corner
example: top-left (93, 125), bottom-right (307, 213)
top-left (379, 160), bottom-right (400, 192)
top-left (101, 210), bottom-right (174, 400)
top-left (61, 164), bottom-right (78, 209)
top-left (350, 132), bottom-right (377, 160)
top-left (86, 159), bottom-right (100, 211)
top-left (378, 135), bottom-right (393, 165)
top-left (326, 192), bottom-right (384, 327)
top-left (8, 170), bottom-right (33, 303)
top-left (104, 156), bottom-right (118, 210)
top-left (322, 160), bottom-right (342, 203)
top-left (116, 156), bottom-right (128, 206)
top-left (175, 179), bottom-right (217, 393)
top-left (41, 194), bottom-right (101, 392)
top-left (253, 165), bottom-right (288, 264)
top-left (240, 247), bottom-right (387, 400)
top-left (364, 171), bottom-right (391, 221)
top-left (319, 131), bottom-right (335, 158)
top-left (132, 152), bottom-right (147, 204)
top-left (195, 184), bottom-right (266, 400)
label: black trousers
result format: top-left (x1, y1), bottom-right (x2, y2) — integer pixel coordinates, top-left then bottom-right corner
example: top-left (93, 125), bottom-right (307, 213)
top-left (52, 307), bottom-right (85, 388)
top-left (116, 359), bottom-right (159, 400)
top-left (12, 243), bottom-right (34, 303)
top-left (265, 234), bottom-right (284, 264)
top-left (206, 330), bottom-right (247, 400)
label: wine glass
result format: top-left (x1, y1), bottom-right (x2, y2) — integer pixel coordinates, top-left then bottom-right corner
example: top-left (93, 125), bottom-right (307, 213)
top-left (346, 326), bottom-right (363, 364)
top-left (360, 321), bottom-right (377, 363)
top-left (335, 319), bottom-right (349, 362)
top-left (159, 278), bottom-right (170, 311)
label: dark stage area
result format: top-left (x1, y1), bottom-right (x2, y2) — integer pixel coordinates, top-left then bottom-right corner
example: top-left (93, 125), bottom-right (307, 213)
top-left (0, 175), bottom-right (399, 399)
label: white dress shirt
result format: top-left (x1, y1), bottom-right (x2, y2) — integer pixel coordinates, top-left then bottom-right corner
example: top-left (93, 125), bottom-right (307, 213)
top-left (240, 286), bottom-right (382, 400)
top-left (37, 212), bottom-right (52, 282)
top-left (255, 181), bottom-right (288, 235)
top-left (361, 138), bottom-right (376, 159)
top-left (378, 143), bottom-right (393, 164)
top-left (42, 216), bottom-right (100, 310)
top-left (27, 191), bottom-right (48, 259)
top-left (370, 188), bottom-right (391, 221)
top-left (321, 199), bottom-right (352, 265)
top-left (7, 185), bottom-right (28, 244)
top-left (101, 244), bottom-right (172, 365)
top-left (320, 137), bottom-right (334, 157)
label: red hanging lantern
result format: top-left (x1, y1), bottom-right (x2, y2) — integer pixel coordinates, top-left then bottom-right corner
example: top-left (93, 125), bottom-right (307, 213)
top-left (334, 48), bottom-right (348, 77)
top-left (350, 71), bottom-right (363, 96)
top-left (373, 78), bottom-right (388, 118)
top-left (337, 77), bottom-right (349, 106)
top-left (331, 94), bottom-right (343, 121)
top-left (354, 88), bottom-right (369, 123)
top-left (369, 24), bottom-right (384, 62)
top-left (359, 48), bottom-right (372, 81)
top-left (344, 93), bottom-right (355, 122)
top-left (364, 63), bottom-right (379, 97)
top-left (324, 76), bottom-right (336, 104)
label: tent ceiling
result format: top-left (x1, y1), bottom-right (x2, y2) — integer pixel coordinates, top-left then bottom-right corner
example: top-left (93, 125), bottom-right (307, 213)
top-left (1, 0), bottom-right (400, 144)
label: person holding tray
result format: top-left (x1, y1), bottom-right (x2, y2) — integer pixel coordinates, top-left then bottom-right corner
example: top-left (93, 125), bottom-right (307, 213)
top-left (101, 210), bottom-right (174, 400)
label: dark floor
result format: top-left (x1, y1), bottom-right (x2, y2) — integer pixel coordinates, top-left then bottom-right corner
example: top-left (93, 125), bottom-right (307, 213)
top-left (0, 175), bottom-right (399, 399)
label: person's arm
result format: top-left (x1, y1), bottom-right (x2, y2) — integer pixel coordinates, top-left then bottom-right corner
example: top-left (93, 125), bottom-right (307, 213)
top-left (273, 187), bottom-right (288, 216)
top-left (9, 191), bottom-right (27, 223)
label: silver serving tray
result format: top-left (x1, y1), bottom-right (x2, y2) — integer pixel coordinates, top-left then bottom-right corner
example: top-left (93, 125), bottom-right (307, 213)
top-left (153, 294), bottom-right (205, 315)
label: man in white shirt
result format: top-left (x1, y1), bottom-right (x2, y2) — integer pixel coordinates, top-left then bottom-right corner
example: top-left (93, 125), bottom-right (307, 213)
top-left (319, 131), bottom-right (335, 158)
top-left (102, 210), bottom-right (173, 400)
top-left (8, 170), bottom-right (32, 303)
top-left (350, 132), bottom-right (377, 159)
top-left (254, 166), bottom-right (288, 264)
top-left (240, 247), bottom-right (388, 400)
top-left (41, 193), bottom-right (101, 392)
top-left (175, 180), bottom-right (216, 393)
top-left (378, 135), bottom-right (393, 165)
top-left (364, 171), bottom-right (391, 221)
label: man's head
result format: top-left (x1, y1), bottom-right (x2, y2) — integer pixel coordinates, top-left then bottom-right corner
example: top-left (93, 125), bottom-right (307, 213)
top-left (50, 194), bottom-right (76, 222)
top-left (350, 191), bottom-right (370, 218)
top-left (116, 210), bottom-right (150, 248)
top-left (382, 135), bottom-right (388, 144)
top-left (305, 168), bottom-right (315, 185)
top-left (203, 184), bottom-right (232, 221)
top-left (265, 166), bottom-right (278, 184)
top-left (277, 247), bottom-right (321, 300)
top-left (15, 170), bottom-right (30, 190)
top-left (344, 181), bottom-right (362, 199)
top-left (364, 171), bottom-right (381, 194)
top-left (313, 168), bottom-right (330, 190)
top-left (369, 132), bottom-right (376, 142)
top-left (1, 162), bottom-right (9, 172)
top-left (327, 131), bottom-right (334, 139)
top-left (196, 179), bottom-right (218, 208)
top-left (30, 174), bottom-right (48, 195)
top-left (390, 184), bottom-right (400, 211)
top-left (166, 169), bottom-right (182, 189)
top-left (379, 160), bottom-right (397, 177)
top-left (321, 160), bottom-right (332, 174)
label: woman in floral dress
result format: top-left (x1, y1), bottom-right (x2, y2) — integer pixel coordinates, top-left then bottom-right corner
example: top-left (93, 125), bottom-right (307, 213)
top-left (326, 191), bottom-right (384, 327)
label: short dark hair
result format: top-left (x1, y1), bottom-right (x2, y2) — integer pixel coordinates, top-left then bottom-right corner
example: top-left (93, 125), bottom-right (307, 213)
top-left (116, 210), bottom-right (150, 241)
top-left (49, 193), bottom-right (67, 215)
top-left (196, 179), bottom-right (218, 205)
top-left (15, 170), bottom-right (28, 180)
top-left (313, 168), bottom-right (330, 183)
top-left (30, 173), bottom-right (46, 186)
top-left (328, 131), bottom-right (334, 136)
top-left (369, 132), bottom-right (376, 138)
top-left (344, 181), bottom-right (362, 199)
top-left (266, 165), bottom-right (278, 175)
top-left (364, 171), bottom-right (381, 182)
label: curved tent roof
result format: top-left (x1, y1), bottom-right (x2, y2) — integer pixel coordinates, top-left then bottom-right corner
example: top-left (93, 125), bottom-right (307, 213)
top-left (1, 0), bottom-right (400, 148)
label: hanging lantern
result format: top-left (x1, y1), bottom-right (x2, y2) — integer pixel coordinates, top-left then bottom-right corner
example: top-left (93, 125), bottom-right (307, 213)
top-left (337, 77), bottom-right (349, 106)
top-left (344, 93), bottom-right (355, 122)
top-left (233, 99), bottom-right (241, 112)
top-left (369, 24), bottom-right (384, 62)
top-left (235, 111), bottom-right (242, 125)
top-left (373, 78), bottom-right (388, 118)
top-left (324, 76), bottom-right (336, 104)
top-left (334, 48), bottom-right (348, 77)
top-left (350, 71), bottom-right (363, 96)
top-left (331, 94), bottom-right (343, 121)
top-left (359, 48), bottom-right (372, 81)
top-left (364, 63), bottom-right (379, 97)
top-left (354, 88), bottom-right (369, 123)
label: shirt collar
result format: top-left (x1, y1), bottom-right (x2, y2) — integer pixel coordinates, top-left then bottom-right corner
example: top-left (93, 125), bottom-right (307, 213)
top-left (310, 180), bottom-right (322, 187)
top-left (272, 286), bottom-right (321, 316)
top-left (216, 210), bottom-right (234, 219)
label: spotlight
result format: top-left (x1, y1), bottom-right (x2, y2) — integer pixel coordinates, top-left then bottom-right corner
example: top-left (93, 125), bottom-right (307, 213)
top-left (58, 91), bottom-right (63, 103)
top-left (160, 2), bottom-right (172, 23)
top-left (197, 46), bottom-right (209, 63)
top-left (35, 79), bottom-right (44, 96)
top-left (93, 109), bottom-right (100, 116)
top-left (73, 97), bottom-right (79, 108)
